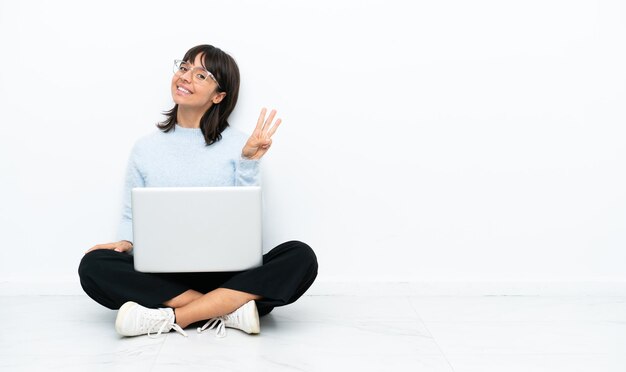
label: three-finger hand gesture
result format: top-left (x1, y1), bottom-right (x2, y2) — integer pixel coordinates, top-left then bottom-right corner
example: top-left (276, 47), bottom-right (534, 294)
top-left (242, 108), bottom-right (281, 160)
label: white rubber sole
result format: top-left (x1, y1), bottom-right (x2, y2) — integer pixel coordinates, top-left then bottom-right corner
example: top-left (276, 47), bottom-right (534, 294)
top-left (115, 301), bottom-right (139, 336)
top-left (244, 300), bottom-right (260, 334)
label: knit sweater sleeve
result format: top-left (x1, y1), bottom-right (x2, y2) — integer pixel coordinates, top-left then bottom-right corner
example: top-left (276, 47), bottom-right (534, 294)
top-left (235, 156), bottom-right (261, 186)
top-left (231, 127), bottom-right (261, 186)
top-left (116, 145), bottom-right (145, 243)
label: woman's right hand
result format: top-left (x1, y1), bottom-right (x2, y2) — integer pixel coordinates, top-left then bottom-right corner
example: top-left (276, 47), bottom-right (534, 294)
top-left (85, 240), bottom-right (133, 254)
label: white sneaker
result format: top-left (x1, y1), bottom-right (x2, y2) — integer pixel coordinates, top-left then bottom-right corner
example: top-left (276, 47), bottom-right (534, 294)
top-left (197, 300), bottom-right (260, 338)
top-left (115, 301), bottom-right (187, 338)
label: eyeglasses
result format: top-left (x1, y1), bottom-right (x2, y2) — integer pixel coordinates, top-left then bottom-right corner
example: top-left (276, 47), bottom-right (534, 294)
top-left (173, 59), bottom-right (221, 88)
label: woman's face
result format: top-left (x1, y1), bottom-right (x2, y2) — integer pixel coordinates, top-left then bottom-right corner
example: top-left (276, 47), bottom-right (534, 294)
top-left (171, 53), bottom-right (224, 112)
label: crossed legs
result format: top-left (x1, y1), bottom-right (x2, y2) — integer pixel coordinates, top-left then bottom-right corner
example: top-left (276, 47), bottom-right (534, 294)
top-left (164, 288), bottom-right (262, 328)
top-left (79, 240), bottom-right (318, 333)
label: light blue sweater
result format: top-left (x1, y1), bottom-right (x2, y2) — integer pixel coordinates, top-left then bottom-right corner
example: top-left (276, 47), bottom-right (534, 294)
top-left (116, 125), bottom-right (260, 243)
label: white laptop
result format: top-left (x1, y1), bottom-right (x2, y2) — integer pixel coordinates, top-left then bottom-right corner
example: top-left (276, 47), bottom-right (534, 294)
top-left (131, 186), bottom-right (263, 273)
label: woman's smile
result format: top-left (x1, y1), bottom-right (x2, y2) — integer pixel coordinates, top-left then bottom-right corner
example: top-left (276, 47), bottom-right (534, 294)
top-left (175, 85), bottom-right (193, 96)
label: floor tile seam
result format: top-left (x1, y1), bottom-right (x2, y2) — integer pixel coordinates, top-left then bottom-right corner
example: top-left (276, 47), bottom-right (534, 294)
top-left (406, 295), bottom-right (626, 299)
top-left (260, 319), bottom-right (438, 335)
top-left (304, 294), bottom-right (427, 298)
top-left (417, 320), bottom-right (624, 361)
top-left (405, 295), bottom-right (430, 325)
top-left (406, 296), bottom-right (458, 372)
top-left (420, 320), bottom-right (626, 324)
top-left (270, 318), bottom-right (424, 323)
top-left (148, 334), bottom-right (168, 372)
top-left (441, 351), bottom-right (618, 357)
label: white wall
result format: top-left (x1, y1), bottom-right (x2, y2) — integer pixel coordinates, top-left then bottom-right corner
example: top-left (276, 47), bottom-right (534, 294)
top-left (1, 0), bottom-right (625, 292)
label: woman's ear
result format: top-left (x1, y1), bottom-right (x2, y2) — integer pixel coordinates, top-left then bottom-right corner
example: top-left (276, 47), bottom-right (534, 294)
top-left (213, 92), bottom-right (227, 104)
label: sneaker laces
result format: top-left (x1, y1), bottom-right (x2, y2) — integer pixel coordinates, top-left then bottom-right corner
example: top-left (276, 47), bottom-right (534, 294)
top-left (197, 311), bottom-right (241, 338)
top-left (145, 308), bottom-right (188, 338)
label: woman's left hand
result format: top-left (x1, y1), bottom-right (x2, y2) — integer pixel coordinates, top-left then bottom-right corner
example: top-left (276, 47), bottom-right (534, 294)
top-left (242, 108), bottom-right (282, 160)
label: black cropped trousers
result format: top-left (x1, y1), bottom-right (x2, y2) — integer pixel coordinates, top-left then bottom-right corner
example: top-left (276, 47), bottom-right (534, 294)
top-left (78, 240), bottom-right (318, 316)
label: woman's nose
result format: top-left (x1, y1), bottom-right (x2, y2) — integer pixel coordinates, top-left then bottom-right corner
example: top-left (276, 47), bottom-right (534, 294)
top-left (179, 69), bottom-right (193, 82)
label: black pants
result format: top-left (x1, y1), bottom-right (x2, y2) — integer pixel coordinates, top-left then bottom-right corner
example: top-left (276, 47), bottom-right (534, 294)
top-left (78, 240), bottom-right (318, 316)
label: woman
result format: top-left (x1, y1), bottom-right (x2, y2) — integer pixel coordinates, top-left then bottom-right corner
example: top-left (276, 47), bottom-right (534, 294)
top-left (78, 44), bottom-right (318, 338)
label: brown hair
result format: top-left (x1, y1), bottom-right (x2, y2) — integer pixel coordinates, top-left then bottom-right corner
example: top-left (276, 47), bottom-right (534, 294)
top-left (157, 44), bottom-right (240, 145)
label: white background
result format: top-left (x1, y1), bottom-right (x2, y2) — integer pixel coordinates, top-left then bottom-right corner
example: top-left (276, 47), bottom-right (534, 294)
top-left (1, 0), bottom-right (624, 291)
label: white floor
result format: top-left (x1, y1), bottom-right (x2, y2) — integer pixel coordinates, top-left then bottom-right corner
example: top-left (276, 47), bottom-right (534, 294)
top-left (1, 294), bottom-right (626, 371)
